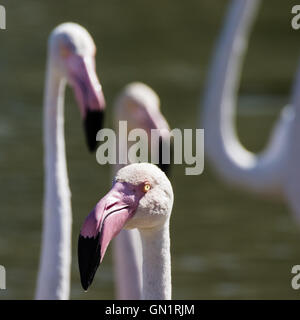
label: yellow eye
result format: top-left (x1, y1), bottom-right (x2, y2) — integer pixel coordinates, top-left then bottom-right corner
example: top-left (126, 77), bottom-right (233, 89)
top-left (143, 183), bottom-right (151, 193)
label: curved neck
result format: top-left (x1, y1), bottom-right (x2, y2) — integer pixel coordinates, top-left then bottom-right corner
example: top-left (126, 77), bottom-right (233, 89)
top-left (140, 222), bottom-right (171, 300)
top-left (202, 0), bottom-right (287, 195)
top-left (35, 56), bottom-right (72, 300)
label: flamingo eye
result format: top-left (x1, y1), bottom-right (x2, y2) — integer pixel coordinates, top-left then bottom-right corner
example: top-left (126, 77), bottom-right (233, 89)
top-left (143, 183), bottom-right (151, 193)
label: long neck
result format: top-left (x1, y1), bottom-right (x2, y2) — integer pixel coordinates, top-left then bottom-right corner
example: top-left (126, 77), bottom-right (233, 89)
top-left (140, 222), bottom-right (171, 300)
top-left (201, 0), bottom-right (289, 196)
top-left (35, 57), bottom-right (72, 300)
top-left (112, 117), bottom-right (143, 300)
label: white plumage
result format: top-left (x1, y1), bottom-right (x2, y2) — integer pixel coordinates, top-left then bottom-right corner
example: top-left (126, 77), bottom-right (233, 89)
top-left (201, 0), bottom-right (300, 223)
top-left (78, 163), bottom-right (173, 300)
top-left (36, 23), bottom-right (104, 299)
top-left (112, 82), bottom-right (171, 299)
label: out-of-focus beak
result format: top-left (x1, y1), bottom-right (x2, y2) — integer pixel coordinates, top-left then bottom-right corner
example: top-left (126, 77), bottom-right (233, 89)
top-left (66, 54), bottom-right (106, 152)
top-left (144, 109), bottom-right (173, 178)
top-left (158, 136), bottom-right (173, 178)
top-left (78, 182), bottom-right (139, 291)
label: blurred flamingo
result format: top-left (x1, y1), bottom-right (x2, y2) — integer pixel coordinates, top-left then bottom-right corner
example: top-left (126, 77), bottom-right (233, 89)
top-left (36, 23), bottom-right (105, 300)
top-left (201, 0), bottom-right (300, 222)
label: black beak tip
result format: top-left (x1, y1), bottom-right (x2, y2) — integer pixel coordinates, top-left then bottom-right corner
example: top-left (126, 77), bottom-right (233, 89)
top-left (158, 163), bottom-right (172, 177)
top-left (83, 110), bottom-right (105, 153)
top-left (158, 137), bottom-right (173, 178)
top-left (81, 280), bottom-right (89, 292)
top-left (78, 233), bottom-right (101, 291)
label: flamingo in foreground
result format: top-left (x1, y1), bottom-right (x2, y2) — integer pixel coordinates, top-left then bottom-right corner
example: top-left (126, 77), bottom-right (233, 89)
top-left (202, 0), bottom-right (300, 222)
top-left (36, 23), bottom-right (105, 300)
top-left (78, 163), bottom-right (174, 300)
top-left (112, 82), bottom-right (172, 299)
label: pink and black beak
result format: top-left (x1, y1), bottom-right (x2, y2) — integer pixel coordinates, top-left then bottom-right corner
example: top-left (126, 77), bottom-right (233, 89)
top-left (78, 181), bottom-right (144, 291)
top-left (66, 54), bottom-right (106, 152)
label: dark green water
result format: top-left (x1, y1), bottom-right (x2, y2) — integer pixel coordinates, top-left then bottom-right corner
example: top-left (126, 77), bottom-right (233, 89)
top-left (1, 0), bottom-right (300, 299)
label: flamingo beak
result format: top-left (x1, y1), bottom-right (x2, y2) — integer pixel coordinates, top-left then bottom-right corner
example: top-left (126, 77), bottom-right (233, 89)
top-left (78, 182), bottom-right (140, 291)
top-left (158, 136), bottom-right (173, 178)
top-left (66, 54), bottom-right (106, 152)
top-left (144, 112), bottom-right (172, 177)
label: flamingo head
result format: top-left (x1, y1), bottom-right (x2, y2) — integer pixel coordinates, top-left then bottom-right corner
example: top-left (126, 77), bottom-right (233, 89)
top-left (78, 163), bottom-right (173, 291)
top-left (114, 82), bottom-right (173, 176)
top-left (49, 23), bottom-right (105, 152)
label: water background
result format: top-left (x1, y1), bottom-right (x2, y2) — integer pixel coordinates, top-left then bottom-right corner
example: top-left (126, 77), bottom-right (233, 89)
top-left (1, 0), bottom-right (300, 299)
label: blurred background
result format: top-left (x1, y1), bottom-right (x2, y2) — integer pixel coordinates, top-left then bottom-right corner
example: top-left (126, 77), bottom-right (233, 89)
top-left (1, 0), bottom-right (300, 299)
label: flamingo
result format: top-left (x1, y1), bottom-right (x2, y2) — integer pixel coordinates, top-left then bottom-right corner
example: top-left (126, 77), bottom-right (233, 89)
top-left (112, 82), bottom-right (172, 299)
top-left (35, 23), bottom-right (105, 300)
top-left (201, 0), bottom-right (300, 222)
top-left (78, 162), bottom-right (174, 300)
